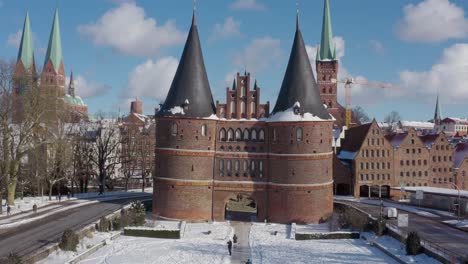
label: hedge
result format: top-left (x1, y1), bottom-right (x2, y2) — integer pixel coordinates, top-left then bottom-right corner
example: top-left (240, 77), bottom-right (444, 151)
top-left (124, 228), bottom-right (180, 239)
top-left (295, 232), bottom-right (360, 240)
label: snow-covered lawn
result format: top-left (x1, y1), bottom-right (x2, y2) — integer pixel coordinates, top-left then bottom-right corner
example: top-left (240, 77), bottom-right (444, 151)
top-left (250, 223), bottom-right (398, 264)
top-left (37, 231), bottom-right (118, 264)
top-left (443, 219), bottom-right (468, 228)
top-left (363, 232), bottom-right (441, 264)
top-left (79, 222), bottom-right (232, 264)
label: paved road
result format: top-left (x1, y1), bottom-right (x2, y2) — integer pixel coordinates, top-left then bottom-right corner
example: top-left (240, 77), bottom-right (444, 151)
top-left (231, 222), bottom-right (252, 264)
top-left (337, 200), bottom-right (468, 260)
top-left (0, 195), bottom-right (151, 262)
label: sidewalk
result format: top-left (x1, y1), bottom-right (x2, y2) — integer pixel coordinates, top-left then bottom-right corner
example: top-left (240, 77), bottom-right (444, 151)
top-left (231, 222), bottom-right (252, 264)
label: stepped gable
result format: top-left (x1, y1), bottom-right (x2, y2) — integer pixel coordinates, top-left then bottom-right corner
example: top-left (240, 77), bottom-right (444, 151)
top-left (272, 15), bottom-right (331, 120)
top-left (158, 12), bottom-right (215, 118)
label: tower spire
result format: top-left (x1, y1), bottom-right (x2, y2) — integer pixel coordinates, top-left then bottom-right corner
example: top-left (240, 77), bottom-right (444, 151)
top-left (192, 0), bottom-right (197, 26)
top-left (157, 5), bottom-right (215, 118)
top-left (296, 1), bottom-right (300, 30)
top-left (272, 13), bottom-right (331, 120)
top-left (68, 71), bottom-right (75, 97)
top-left (318, 0), bottom-right (336, 61)
top-left (44, 8), bottom-right (63, 72)
top-left (232, 78), bottom-right (237, 90)
top-left (17, 11), bottom-right (35, 71)
top-left (434, 94), bottom-right (443, 123)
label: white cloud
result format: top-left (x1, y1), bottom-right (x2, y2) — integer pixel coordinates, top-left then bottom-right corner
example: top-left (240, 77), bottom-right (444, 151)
top-left (400, 43), bottom-right (468, 103)
top-left (67, 75), bottom-right (111, 98)
top-left (126, 57), bottom-right (179, 102)
top-left (396, 0), bottom-right (468, 42)
top-left (7, 30), bottom-right (21, 48)
top-left (233, 37), bottom-right (282, 73)
top-left (370, 40), bottom-right (385, 54)
top-left (77, 2), bottom-right (184, 56)
top-left (230, 0), bottom-right (265, 11)
top-left (224, 70), bottom-right (239, 87)
top-left (210, 17), bottom-right (241, 41)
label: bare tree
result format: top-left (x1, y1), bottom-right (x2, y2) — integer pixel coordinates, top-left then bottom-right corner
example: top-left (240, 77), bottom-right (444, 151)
top-left (120, 124), bottom-right (139, 191)
top-left (384, 111), bottom-right (402, 132)
top-left (90, 116), bottom-right (121, 194)
top-left (140, 124), bottom-right (155, 192)
top-left (0, 60), bottom-right (46, 206)
top-left (352, 106), bottom-right (371, 124)
top-left (71, 125), bottom-right (95, 194)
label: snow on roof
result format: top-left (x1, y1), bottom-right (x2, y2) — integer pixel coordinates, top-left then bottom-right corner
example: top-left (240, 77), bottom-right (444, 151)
top-left (385, 132), bottom-right (408, 148)
top-left (454, 142), bottom-right (468, 168)
top-left (400, 121), bottom-right (434, 129)
top-left (167, 106), bottom-right (185, 115)
top-left (267, 106), bottom-right (334, 123)
top-left (337, 150), bottom-right (358, 160)
top-left (443, 117), bottom-right (468, 125)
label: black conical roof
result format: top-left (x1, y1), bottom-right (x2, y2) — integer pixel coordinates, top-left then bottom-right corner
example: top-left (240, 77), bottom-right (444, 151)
top-left (158, 12), bottom-right (215, 118)
top-left (272, 19), bottom-right (331, 120)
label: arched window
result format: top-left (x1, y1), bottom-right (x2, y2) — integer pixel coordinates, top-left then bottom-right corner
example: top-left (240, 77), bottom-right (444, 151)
top-left (235, 129), bottom-right (242, 141)
top-left (296, 127), bottom-right (303, 142)
top-left (230, 101), bottom-right (235, 115)
top-left (251, 160), bottom-right (256, 176)
top-left (243, 129), bottom-right (250, 141)
top-left (220, 108), bottom-right (225, 118)
top-left (243, 160), bottom-right (248, 172)
top-left (272, 128), bottom-right (277, 142)
top-left (251, 102), bottom-right (256, 114)
top-left (329, 87), bottom-right (333, 93)
top-left (227, 129), bottom-right (234, 141)
top-left (201, 124), bottom-right (207, 137)
top-left (219, 160), bottom-right (224, 176)
top-left (322, 88), bottom-right (326, 93)
top-left (328, 102), bottom-right (332, 108)
top-left (259, 129), bottom-right (265, 141)
top-left (219, 128), bottom-right (226, 141)
top-left (171, 123), bottom-right (178, 136)
top-left (241, 101), bottom-right (246, 115)
top-left (227, 160), bottom-right (232, 171)
top-left (235, 160), bottom-right (240, 172)
top-left (251, 129), bottom-right (257, 141)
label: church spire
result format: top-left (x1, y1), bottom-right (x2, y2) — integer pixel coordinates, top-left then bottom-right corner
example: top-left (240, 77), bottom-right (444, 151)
top-left (272, 12), bottom-right (331, 120)
top-left (68, 71), bottom-right (75, 97)
top-left (44, 8), bottom-right (63, 72)
top-left (17, 11), bottom-right (35, 71)
top-left (318, 0), bottom-right (336, 61)
top-left (232, 78), bottom-right (237, 90)
top-left (434, 95), bottom-right (443, 123)
top-left (157, 8), bottom-right (215, 118)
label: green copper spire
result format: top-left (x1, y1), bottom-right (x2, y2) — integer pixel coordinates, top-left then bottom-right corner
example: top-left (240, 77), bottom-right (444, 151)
top-left (17, 12), bottom-right (35, 70)
top-left (44, 8), bottom-right (63, 72)
top-left (232, 78), bottom-right (236, 90)
top-left (318, 0), bottom-right (336, 61)
top-left (434, 95), bottom-right (443, 122)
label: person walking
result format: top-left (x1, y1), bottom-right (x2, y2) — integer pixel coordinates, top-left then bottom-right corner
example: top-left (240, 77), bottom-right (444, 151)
top-left (227, 240), bottom-right (233, 256)
top-left (246, 259), bottom-right (252, 264)
top-left (7, 205), bottom-right (11, 216)
top-left (33, 204), bottom-right (38, 214)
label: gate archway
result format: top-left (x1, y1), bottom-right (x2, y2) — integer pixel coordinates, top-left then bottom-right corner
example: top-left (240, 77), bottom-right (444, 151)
top-left (225, 194), bottom-right (257, 222)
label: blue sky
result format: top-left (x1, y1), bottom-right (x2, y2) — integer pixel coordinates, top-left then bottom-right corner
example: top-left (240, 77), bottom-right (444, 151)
top-left (1, 0), bottom-right (467, 121)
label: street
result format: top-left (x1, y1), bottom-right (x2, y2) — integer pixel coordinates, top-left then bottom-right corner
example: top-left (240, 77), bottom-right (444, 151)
top-left (0, 195), bottom-right (151, 261)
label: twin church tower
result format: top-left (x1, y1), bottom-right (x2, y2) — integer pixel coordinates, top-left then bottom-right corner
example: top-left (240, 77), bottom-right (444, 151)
top-left (14, 9), bottom-right (88, 122)
top-left (154, 0), bottom-right (343, 224)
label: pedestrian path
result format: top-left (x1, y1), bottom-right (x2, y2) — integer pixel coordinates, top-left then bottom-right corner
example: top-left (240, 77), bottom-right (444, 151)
top-left (231, 222), bottom-right (252, 264)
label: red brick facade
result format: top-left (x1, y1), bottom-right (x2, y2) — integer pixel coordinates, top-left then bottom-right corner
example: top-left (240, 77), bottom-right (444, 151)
top-left (154, 72), bottom-right (334, 224)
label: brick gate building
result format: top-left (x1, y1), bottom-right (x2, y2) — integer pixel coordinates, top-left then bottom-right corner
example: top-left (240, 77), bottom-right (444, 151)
top-left (153, 5), bottom-right (335, 224)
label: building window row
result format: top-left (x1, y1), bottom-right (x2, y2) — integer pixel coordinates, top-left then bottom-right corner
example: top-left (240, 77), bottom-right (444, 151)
top-left (432, 178), bottom-right (453, 184)
top-left (219, 159), bottom-right (263, 178)
top-left (219, 128), bottom-right (265, 142)
top-left (359, 174), bottom-right (391, 181)
top-left (362, 149), bottom-right (390, 158)
top-left (400, 171), bottom-right (428, 177)
top-left (367, 138), bottom-right (385, 146)
top-left (432, 156), bottom-right (452, 162)
top-left (360, 162), bottom-right (391, 170)
top-left (400, 159), bottom-right (428, 166)
top-left (406, 148), bottom-right (422, 154)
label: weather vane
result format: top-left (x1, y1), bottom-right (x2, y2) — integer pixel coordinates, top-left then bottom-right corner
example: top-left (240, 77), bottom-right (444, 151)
top-left (194, 0), bottom-right (197, 11)
top-left (296, 1), bottom-right (300, 15)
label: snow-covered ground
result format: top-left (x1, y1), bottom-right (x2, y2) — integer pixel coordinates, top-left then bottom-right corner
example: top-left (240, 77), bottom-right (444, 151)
top-left (359, 199), bottom-right (444, 218)
top-left (79, 222), bottom-right (232, 264)
top-left (363, 232), bottom-right (441, 264)
top-left (37, 231), bottom-right (118, 264)
top-left (249, 223), bottom-right (398, 264)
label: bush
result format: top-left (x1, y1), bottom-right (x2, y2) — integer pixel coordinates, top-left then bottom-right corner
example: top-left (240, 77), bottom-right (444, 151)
top-left (128, 201), bottom-right (146, 226)
top-left (124, 228), bottom-right (180, 239)
top-left (406, 231), bottom-right (421, 255)
top-left (373, 217), bottom-right (387, 236)
top-left (98, 216), bottom-right (110, 232)
top-left (7, 253), bottom-right (22, 264)
top-left (59, 229), bottom-right (79, 252)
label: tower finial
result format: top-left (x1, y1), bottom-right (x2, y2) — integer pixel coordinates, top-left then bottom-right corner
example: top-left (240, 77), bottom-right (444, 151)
top-left (192, 0), bottom-right (197, 26)
top-left (296, 1), bottom-right (300, 30)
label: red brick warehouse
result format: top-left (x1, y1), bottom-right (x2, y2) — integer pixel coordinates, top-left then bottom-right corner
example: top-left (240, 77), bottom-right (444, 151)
top-left (154, 1), bottom-right (337, 224)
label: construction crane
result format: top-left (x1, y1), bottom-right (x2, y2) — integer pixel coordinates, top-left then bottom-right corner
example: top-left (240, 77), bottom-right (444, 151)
top-left (331, 78), bottom-right (399, 128)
